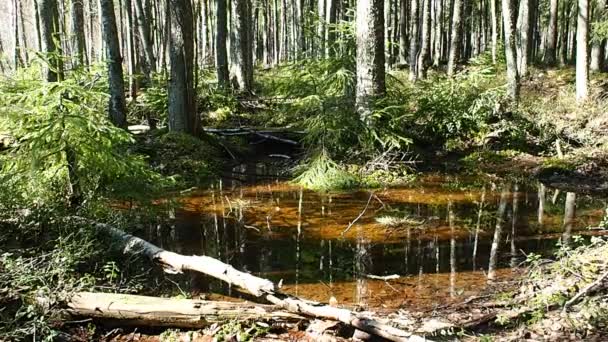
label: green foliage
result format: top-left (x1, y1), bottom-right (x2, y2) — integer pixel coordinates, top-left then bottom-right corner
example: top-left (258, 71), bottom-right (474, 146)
top-left (129, 72), bottom-right (169, 125)
top-left (0, 67), bottom-right (167, 205)
top-left (213, 321), bottom-right (270, 341)
top-left (293, 150), bottom-right (360, 190)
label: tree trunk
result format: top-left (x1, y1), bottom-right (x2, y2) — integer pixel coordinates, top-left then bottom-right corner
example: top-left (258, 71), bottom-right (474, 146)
top-left (399, 0), bottom-right (408, 64)
top-left (52, 292), bottom-right (305, 328)
top-left (126, 0), bottom-right (138, 98)
top-left (562, 192), bottom-right (576, 246)
top-left (545, 0), bottom-right (559, 65)
top-left (490, 0), bottom-right (497, 63)
top-left (326, 0), bottom-right (338, 56)
top-left (408, 0), bottom-right (419, 80)
top-left (71, 0), bottom-right (88, 67)
top-left (134, 0), bottom-right (157, 78)
top-left (576, 0), bottom-right (589, 102)
top-left (100, 0), bottom-right (128, 128)
top-left (417, 0), bottom-right (431, 78)
top-left (446, 0), bottom-right (462, 76)
top-left (355, 0), bottom-right (386, 122)
top-left (14, 0), bottom-right (24, 70)
top-left (590, 0), bottom-right (606, 71)
top-left (230, 0), bottom-right (254, 92)
top-left (501, 0), bottom-right (519, 100)
top-left (516, 0), bottom-right (529, 77)
top-left (168, 0), bottom-right (199, 135)
top-left (433, 0), bottom-right (442, 66)
top-left (216, 0), bottom-right (230, 86)
top-left (487, 185), bottom-right (510, 281)
top-left (39, 0), bottom-right (64, 82)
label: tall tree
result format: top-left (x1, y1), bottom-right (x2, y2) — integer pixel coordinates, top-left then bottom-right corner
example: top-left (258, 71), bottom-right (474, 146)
top-left (490, 0), bottom-right (498, 64)
top-left (326, 0), bottom-right (338, 56)
top-left (39, 0), bottom-right (64, 82)
top-left (417, 0), bottom-right (432, 78)
top-left (230, 0), bottom-right (254, 92)
top-left (355, 0), bottom-right (386, 121)
top-left (399, 0), bottom-right (408, 64)
top-left (216, 0), bottom-right (230, 86)
top-left (447, 0), bottom-right (463, 76)
top-left (71, 0), bottom-right (88, 67)
top-left (516, 0), bottom-right (530, 76)
top-left (134, 0), bottom-right (157, 76)
top-left (409, 0), bottom-right (419, 81)
top-left (168, 0), bottom-right (198, 134)
top-left (100, 0), bottom-right (127, 128)
top-left (433, 0), bottom-right (443, 66)
top-left (576, 0), bottom-right (589, 102)
top-left (545, 0), bottom-right (559, 65)
top-left (501, 0), bottom-right (519, 99)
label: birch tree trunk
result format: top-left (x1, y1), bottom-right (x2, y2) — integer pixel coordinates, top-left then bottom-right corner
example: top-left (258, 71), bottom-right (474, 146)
top-left (355, 0), bottom-right (386, 122)
top-left (501, 0), bottom-right (519, 100)
top-left (417, 0), bottom-right (432, 78)
top-left (168, 0), bottom-right (198, 135)
top-left (446, 0), bottom-right (463, 76)
top-left (215, 0), bottom-right (230, 86)
top-left (545, 0), bottom-right (559, 65)
top-left (576, 0), bottom-right (589, 102)
top-left (490, 0), bottom-right (497, 63)
top-left (39, 0), bottom-right (64, 82)
top-left (100, 0), bottom-right (127, 128)
top-left (71, 0), bottom-right (88, 67)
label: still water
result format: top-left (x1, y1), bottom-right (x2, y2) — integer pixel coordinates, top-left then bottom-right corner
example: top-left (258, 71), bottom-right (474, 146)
top-left (141, 171), bottom-right (607, 311)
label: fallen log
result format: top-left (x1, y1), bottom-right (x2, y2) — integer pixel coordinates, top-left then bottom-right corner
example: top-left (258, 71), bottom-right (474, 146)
top-left (48, 292), bottom-right (304, 329)
top-left (74, 217), bottom-right (428, 342)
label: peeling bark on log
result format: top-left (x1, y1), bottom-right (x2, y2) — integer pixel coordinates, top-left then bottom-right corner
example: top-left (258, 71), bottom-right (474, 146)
top-left (51, 292), bottom-right (304, 328)
top-left (74, 217), bottom-right (428, 342)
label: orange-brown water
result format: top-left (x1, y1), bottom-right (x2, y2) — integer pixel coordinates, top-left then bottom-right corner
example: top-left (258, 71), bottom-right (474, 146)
top-left (141, 173), bottom-right (607, 311)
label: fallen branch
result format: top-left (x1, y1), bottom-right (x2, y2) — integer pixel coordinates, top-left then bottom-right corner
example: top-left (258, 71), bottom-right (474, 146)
top-left (563, 270), bottom-right (608, 311)
top-left (44, 292), bottom-right (304, 329)
top-left (74, 217), bottom-right (427, 341)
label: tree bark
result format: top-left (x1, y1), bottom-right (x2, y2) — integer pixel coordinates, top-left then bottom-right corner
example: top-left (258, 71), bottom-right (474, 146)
top-left (433, 0), bottom-right (442, 66)
top-left (215, 0), bottom-right (230, 86)
top-left (576, 0), bottom-right (589, 102)
top-left (516, 0), bottom-right (530, 77)
top-left (326, 0), bottom-right (338, 56)
top-left (490, 0), bottom-right (497, 64)
top-left (408, 0), bottom-right (419, 80)
top-left (446, 0), bottom-right (462, 76)
top-left (501, 0), bottom-right (519, 100)
top-left (134, 0), bottom-right (157, 78)
top-left (74, 217), bottom-right (422, 342)
top-left (545, 0), bottom-right (559, 65)
top-left (52, 292), bottom-right (305, 328)
top-left (100, 0), bottom-right (128, 128)
top-left (230, 0), bottom-right (254, 92)
top-left (168, 0), bottom-right (199, 135)
top-left (399, 0), bottom-right (408, 64)
top-left (39, 0), bottom-right (64, 82)
top-left (355, 0), bottom-right (386, 122)
top-left (71, 0), bottom-right (88, 67)
top-left (417, 0), bottom-right (432, 78)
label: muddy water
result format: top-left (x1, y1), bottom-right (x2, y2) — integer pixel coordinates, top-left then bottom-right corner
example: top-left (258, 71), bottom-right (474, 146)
top-left (143, 172), bottom-right (607, 311)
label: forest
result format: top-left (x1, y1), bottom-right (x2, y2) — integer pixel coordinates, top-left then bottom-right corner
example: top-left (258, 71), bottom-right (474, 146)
top-left (1, 0), bottom-right (608, 340)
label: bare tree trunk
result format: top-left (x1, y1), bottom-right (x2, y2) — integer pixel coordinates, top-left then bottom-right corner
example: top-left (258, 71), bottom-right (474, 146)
top-left (399, 0), bottom-right (408, 63)
top-left (39, 0), bottom-right (64, 81)
top-left (355, 0), bottom-right (386, 122)
top-left (409, 0), bottom-right (419, 80)
top-left (230, 0), bottom-right (254, 92)
top-left (487, 185), bottom-right (510, 281)
top-left (516, 0), bottom-right (529, 76)
top-left (417, 0), bottom-right (431, 78)
top-left (576, 0), bottom-right (589, 102)
top-left (545, 0), bottom-right (559, 65)
top-left (501, 0), bottom-right (519, 100)
top-left (168, 0), bottom-right (198, 135)
top-left (590, 0), bottom-right (605, 71)
top-left (490, 0), bottom-right (497, 63)
top-left (14, 0), bottom-right (24, 70)
top-left (88, 0), bottom-right (101, 63)
top-left (446, 0), bottom-right (462, 75)
top-left (134, 0), bottom-right (157, 77)
top-left (433, 0), bottom-right (442, 66)
top-left (562, 192), bottom-right (576, 246)
top-left (126, 0), bottom-right (138, 98)
top-left (215, 0), bottom-right (229, 86)
top-left (100, 0), bottom-right (127, 128)
top-left (326, 0), bottom-right (338, 56)
top-left (71, 0), bottom-right (88, 67)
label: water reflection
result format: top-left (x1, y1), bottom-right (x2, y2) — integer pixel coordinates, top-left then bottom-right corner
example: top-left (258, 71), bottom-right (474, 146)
top-left (145, 174), bottom-right (607, 310)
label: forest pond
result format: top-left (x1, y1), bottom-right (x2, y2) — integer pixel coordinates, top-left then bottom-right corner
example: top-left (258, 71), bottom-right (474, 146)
top-left (140, 169), bottom-right (608, 312)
